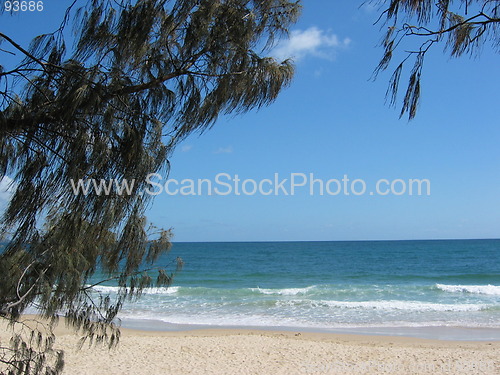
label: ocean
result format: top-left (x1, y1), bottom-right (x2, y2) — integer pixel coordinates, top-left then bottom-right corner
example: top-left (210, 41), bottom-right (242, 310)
top-left (91, 239), bottom-right (500, 340)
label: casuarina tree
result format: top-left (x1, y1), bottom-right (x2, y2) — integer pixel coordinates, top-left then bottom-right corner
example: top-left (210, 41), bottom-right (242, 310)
top-left (0, 1), bottom-right (301, 373)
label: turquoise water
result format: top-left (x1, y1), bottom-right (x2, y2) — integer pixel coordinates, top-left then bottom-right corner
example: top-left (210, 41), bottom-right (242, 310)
top-left (90, 239), bottom-right (500, 338)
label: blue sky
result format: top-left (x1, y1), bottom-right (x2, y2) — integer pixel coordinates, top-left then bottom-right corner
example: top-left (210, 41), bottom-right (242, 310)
top-left (1, 2), bottom-right (500, 242)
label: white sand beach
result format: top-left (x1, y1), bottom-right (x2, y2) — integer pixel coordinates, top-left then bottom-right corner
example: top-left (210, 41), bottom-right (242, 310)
top-left (2, 320), bottom-right (498, 374)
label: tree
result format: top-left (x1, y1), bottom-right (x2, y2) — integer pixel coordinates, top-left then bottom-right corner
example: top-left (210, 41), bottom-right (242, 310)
top-left (372, 0), bottom-right (500, 119)
top-left (0, 0), bottom-right (301, 373)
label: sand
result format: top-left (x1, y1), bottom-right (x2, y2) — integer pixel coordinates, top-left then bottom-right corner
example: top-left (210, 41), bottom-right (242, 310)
top-left (1, 320), bottom-right (499, 374)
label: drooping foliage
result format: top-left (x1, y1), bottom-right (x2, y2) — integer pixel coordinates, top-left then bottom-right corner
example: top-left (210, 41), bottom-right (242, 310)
top-left (372, 0), bottom-right (500, 119)
top-left (0, 0), bottom-right (301, 373)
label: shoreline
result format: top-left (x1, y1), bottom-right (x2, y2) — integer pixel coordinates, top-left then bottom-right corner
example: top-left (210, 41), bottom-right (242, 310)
top-left (119, 318), bottom-right (500, 341)
top-left (2, 318), bottom-right (500, 374)
top-left (118, 325), bottom-right (500, 345)
top-left (11, 315), bottom-right (500, 343)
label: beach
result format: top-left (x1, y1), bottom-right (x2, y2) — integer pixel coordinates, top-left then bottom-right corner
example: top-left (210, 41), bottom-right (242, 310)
top-left (60, 330), bottom-right (499, 375)
top-left (2, 321), bottom-right (498, 374)
top-left (3, 240), bottom-right (499, 373)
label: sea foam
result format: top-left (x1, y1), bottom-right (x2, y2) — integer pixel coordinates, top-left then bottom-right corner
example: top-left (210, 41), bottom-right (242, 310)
top-left (277, 299), bottom-right (487, 312)
top-left (250, 286), bottom-right (316, 296)
top-left (89, 285), bottom-right (180, 295)
top-left (435, 284), bottom-right (500, 296)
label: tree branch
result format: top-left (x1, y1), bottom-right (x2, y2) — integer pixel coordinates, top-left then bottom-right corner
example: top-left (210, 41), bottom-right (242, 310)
top-left (110, 71), bottom-right (188, 96)
top-left (0, 33), bottom-right (48, 72)
top-left (2, 268), bottom-right (48, 314)
top-left (404, 16), bottom-right (500, 37)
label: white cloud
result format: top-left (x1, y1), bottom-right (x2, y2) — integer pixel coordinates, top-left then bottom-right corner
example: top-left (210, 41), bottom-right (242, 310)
top-left (214, 146), bottom-right (233, 154)
top-left (272, 27), bottom-right (351, 62)
top-left (181, 144), bottom-right (193, 152)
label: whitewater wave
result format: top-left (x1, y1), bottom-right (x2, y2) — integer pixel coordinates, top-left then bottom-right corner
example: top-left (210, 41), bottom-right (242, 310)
top-left (88, 283), bottom-right (500, 299)
top-left (250, 286), bottom-right (317, 296)
top-left (278, 299), bottom-right (487, 312)
top-left (89, 285), bottom-right (180, 295)
top-left (435, 284), bottom-right (500, 296)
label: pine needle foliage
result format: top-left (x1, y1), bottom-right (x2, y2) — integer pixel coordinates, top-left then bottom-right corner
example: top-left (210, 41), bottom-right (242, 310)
top-left (371, 0), bottom-right (500, 119)
top-left (0, 1), bottom-right (301, 373)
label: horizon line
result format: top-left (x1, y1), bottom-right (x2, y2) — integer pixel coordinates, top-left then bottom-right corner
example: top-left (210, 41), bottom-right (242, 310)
top-left (171, 237), bottom-right (500, 244)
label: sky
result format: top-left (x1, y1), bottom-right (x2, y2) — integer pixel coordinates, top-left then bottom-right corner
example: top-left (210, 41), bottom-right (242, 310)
top-left (1, 1), bottom-right (500, 242)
